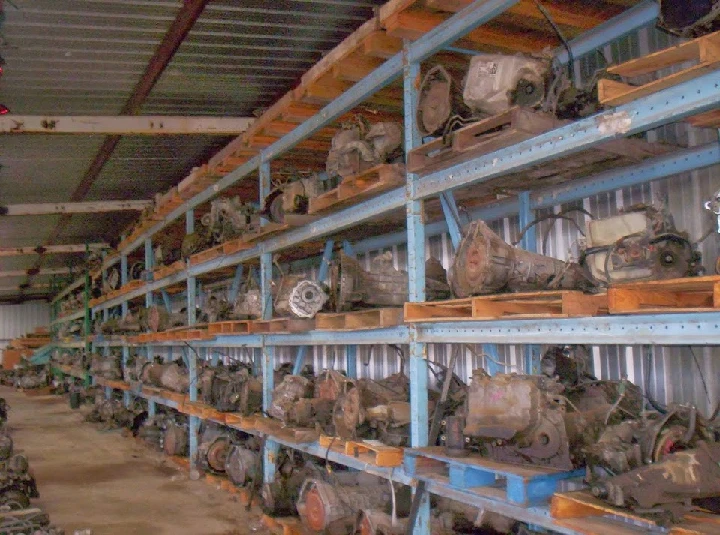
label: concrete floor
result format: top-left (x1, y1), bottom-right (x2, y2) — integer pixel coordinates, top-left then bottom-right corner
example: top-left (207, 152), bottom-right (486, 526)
top-left (2, 386), bottom-right (266, 535)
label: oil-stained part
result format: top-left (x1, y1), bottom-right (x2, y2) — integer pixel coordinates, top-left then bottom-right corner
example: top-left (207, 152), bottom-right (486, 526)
top-left (140, 361), bottom-right (189, 393)
top-left (163, 421), bottom-right (188, 457)
top-left (274, 275), bottom-right (328, 318)
top-left (658, 0), bottom-right (720, 36)
top-left (297, 476), bottom-right (392, 535)
top-left (416, 65), bottom-right (472, 137)
top-left (326, 120), bottom-right (403, 180)
top-left (449, 220), bottom-right (593, 297)
top-left (336, 251), bottom-right (450, 309)
top-left (456, 352), bottom-right (643, 469)
top-left (198, 423), bottom-right (236, 474)
top-left (145, 305), bottom-right (186, 333)
top-left (89, 352), bottom-right (122, 380)
top-left (592, 441), bottom-right (720, 522)
top-left (200, 365), bottom-right (262, 415)
top-left (225, 444), bottom-right (261, 488)
top-left (581, 205), bottom-right (700, 285)
top-left (0, 507), bottom-right (62, 535)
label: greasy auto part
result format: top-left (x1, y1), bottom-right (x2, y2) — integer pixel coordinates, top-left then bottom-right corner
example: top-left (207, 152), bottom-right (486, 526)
top-left (297, 475), bottom-right (391, 535)
top-left (332, 373), bottom-right (411, 445)
top-left (89, 353), bottom-right (122, 380)
top-left (449, 220), bottom-right (593, 297)
top-left (416, 65), bottom-right (473, 137)
top-left (163, 420), bottom-right (188, 457)
top-left (0, 435), bottom-right (39, 511)
top-left (659, 0), bottom-right (720, 37)
top-left (198, 423), bottom-right (234, 474)
top-left (201, 196), bottom-right (257, 244)
top-left (288, 280), bottom-right (328, 318)
top-left (326, 120), bottom-right (403, 180)
top-left (463, 54), bottom-right (548, 116)
top-left (0, 507), bottom-right (61, 535)
top-left (262, 174), bottom-right (327, 224)
top-left (593, 441), bottom-right (720, 521)
top-left (336, 252), bottom-right (450, 309)
top-left (85, 395), bottom-right (136, 429)
top-left (145, 305), bottom-right (186, 332)
top-left (458, 368), bottom-right (642, 469)
top-left (201, 366), bottom-right (262, 414)
top-left (225, 444), bottom-right (261, 487)
top-left (274, 275), bottom-right (328, 318)
top-left (582, 205), bottom-right (700, 285)
top-left (141, 361), bottom-right (189, 393)
top-left (233, 287), bottom-right (263, 320)
top-left (268, 375), bottom-right (313, 422)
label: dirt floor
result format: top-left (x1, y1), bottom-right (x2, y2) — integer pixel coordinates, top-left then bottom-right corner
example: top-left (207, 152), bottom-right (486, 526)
top-left (1, 386), bottom-right (266, 535)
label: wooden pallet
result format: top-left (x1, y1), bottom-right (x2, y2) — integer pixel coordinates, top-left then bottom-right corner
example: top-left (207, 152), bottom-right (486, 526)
top-left (262, 514), bottom-right (313, 535)
top-left (315, 308), bottom-right (403, 330)
top-left (222, 237), bottom-right (252, 255)
top-left (552, 490), bottom-right (720, 535)
top-left (241, 223), bottom-right (290, 244)
top-left (189, 243), bottom-right (225, 266)
top-left (223, 412), bottom-right (257, 429)
top-left (248, 318), bottom-right (315, 334)
top-left (404, 291), bottom-right (608, 322)
top-left (404, 446), bottom-right (584, 506)
top-left (207, 320), bottom-right (251, 335)
top-left (599, 30), bottom-right (720, 108)
top-left (182, 400), bottom-right (227, 423)
top-left (608, 275), bottom-right (720, 314)
top-left (153, 260), bottom-right (185, 280)
top-left (345, 439), bottom-right (404, 467)
top-left (407, 107), bottom-right (560, 175)
top-left (308, 163), bottom-right (405, 215)
top-left (253, 416), bottom-right (319, 443)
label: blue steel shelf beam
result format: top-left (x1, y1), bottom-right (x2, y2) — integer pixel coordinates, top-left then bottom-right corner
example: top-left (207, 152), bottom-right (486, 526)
top-left (416, 312), bottom-right (720, 345)
top-left (414, 70), bottom-right (720, 200)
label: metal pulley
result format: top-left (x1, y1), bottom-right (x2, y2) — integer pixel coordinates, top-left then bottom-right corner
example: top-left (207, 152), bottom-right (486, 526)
top-left (449, 220), bottom-right (592, 297)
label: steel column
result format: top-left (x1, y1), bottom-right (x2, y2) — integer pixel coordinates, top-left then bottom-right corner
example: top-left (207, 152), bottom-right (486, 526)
top-left (518, 191), bottom-right (541, 373)
top-left (228, 264), bottom-right (244, 304)
top-left (260, 161), bottom-right (271, 227)
top-left (188, 345), bottom-right (199, 472)
top-left (439, 191), bottom-right (462, 250)
top-left (260, 250), bottom-right (278, 482)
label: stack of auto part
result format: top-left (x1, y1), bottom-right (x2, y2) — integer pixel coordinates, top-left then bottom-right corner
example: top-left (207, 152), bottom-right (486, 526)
top-left (449, 220), bottom-right (594, 297)
top-left (12, 364), bottom-right (49, 390)
top-left (580, 204), bottom-right (701, 285)
top-left (84, 392), bottom-right (138, 430)
top-left (335, 252), bottom-right (450, 310)
top-left (197, 422), bottom-right (244, 475)
top-left (181, 196), bottom-right (258, 257)
top-left (326, 119), bottom-right (403, 180)
top-left (140, 359), bottom-right (189, 393)
top-left (585, 404), bottom-right (720, 520)
top-left (199, 363), bottom-right (262, 414)
top-left (89, 352), bottom-right (122, 380)
top-left (446, 346), bottom-right (643, 469)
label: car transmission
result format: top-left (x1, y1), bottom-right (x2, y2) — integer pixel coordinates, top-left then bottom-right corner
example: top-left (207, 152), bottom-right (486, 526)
top-left (659, 0), bottom-right (720, 36)
top-left (449, 220), bottom-right (593, 297)
top-left (326, 119), bottom-right (403, 180)
top-left (580, 205), bottom-right (701, 285)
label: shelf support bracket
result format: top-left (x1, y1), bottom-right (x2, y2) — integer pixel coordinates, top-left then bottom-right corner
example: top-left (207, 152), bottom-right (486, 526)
top-left (439, 191), bottom-right (462, 250)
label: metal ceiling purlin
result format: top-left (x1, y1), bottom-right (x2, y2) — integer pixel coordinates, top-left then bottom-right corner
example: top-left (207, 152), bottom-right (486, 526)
top-left (117, 0), bottom-right (522, 256)
top-left (32, 0), bottom-right (212, 291)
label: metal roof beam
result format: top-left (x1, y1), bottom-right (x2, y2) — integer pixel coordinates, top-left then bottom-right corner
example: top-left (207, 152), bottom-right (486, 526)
top-left (0, 115), bottom-right (254, 135)
top-left (0, 268), bottom-right (73, 278)
top-left (1, 201), bottom-right (150, 216)
top-left (0, 244), bottom-right (109, 256)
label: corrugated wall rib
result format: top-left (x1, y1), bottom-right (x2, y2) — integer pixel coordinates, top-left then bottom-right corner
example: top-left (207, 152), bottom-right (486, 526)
top-left (0, 301), bottom-right (51, 350)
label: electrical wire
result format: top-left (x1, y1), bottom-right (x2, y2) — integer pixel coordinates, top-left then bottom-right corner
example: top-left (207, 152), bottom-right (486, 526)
top-left (688, 346), bottom-right (712, 407)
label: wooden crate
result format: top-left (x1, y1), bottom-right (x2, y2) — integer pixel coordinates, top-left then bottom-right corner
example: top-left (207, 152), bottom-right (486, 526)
top-left (308, 163), bottom-right (405, 215)
top-left (404, 291), bottom-right (608, 322)
top-left (407, 107), bottom-right (560, 175)
top-left (249, 318), bottom-right (315, 334)
top-left (207, 320), bottom-right (251, 335)
top-left (404, 446), bottom-right (583, 506)
top-left (253, 416), bottom-right (319, 443)
top-left (551, 490), bottom-right (720, 535)
top-left (315, 308), bottom-right (403, 330)
top-left (608, 275), bottom-right (720, 314)
top-left (599, 30), bottom-right (720, 108)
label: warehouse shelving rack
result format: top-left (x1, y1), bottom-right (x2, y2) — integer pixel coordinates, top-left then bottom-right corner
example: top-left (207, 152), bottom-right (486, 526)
top-left (50, 1), bottom-right (720, 532)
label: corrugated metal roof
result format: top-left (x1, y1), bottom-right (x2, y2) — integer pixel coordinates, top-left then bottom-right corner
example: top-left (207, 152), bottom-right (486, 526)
top-left (0, 0), bottom-right (384, 300)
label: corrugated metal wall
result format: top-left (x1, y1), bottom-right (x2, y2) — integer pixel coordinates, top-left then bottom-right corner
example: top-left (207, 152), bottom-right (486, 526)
top-left (0, 300), bottom-right (51, 350)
